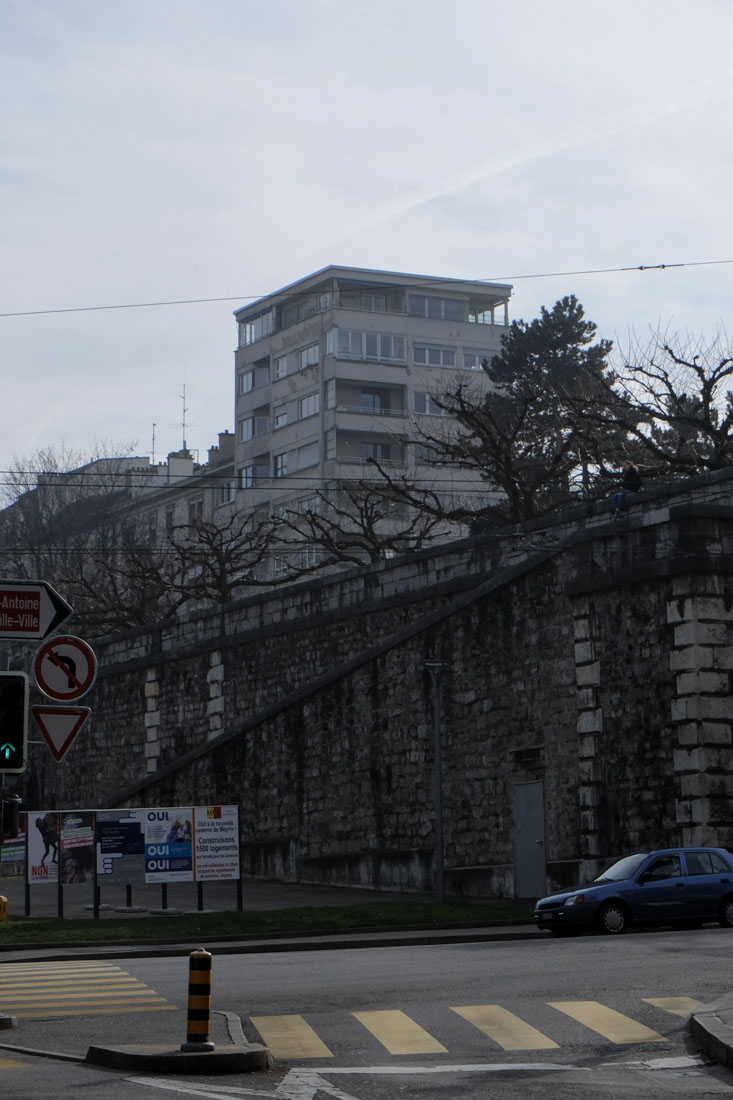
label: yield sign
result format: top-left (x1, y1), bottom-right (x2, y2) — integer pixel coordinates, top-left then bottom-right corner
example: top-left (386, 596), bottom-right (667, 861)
top-left (0, 579), bottom-right (73, 640)
top-left (31, 706), bottom-right (90, 762)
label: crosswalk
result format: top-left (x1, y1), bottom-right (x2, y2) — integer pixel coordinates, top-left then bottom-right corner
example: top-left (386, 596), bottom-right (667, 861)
top-left (0, 961), bottom-right (177, 1019)
top-left (250, 996), bottom-right (703, 1059)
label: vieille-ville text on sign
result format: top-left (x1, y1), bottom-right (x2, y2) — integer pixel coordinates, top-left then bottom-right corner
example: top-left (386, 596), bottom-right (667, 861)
top-left (0, 580), bottom-right (73, 640)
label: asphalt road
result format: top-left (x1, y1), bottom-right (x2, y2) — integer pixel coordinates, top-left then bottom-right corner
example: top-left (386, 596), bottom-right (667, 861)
top-left (3, 928), bottom-right (733, 1098)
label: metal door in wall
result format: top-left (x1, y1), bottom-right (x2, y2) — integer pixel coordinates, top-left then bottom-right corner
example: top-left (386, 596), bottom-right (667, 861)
top-left (513, 780), bottom-right (547, 898)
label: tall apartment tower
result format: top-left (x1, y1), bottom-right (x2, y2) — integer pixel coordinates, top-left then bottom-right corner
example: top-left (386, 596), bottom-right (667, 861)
top-left (233, 266), bottom-right (512, 546)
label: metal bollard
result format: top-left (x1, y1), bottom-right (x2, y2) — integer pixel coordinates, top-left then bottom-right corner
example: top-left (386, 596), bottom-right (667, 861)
top-left (180, 948), bottom-right (215, 1052)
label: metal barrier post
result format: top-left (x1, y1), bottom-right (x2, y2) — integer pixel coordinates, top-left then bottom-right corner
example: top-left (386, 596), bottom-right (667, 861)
top-left (180, 948), bottom-right (215, 1052)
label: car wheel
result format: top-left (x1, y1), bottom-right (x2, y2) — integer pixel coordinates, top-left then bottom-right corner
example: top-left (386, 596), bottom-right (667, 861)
top-left (718, 895), bottom-right (733, 928)
top-left (596, 900), bottom-right (629, 935)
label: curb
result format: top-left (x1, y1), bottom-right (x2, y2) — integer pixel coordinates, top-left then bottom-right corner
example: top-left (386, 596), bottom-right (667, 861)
top-left (85, 1041), bottom-right (273, 1075)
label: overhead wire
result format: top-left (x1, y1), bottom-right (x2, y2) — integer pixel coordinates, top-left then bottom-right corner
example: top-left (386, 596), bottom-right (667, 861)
top-left (1, 257), bottom-right (732, 319)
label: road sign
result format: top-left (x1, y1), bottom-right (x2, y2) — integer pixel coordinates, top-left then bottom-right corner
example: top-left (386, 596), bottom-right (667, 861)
top-left (31, 705), bottom-right (90, 762)
top-left (0, 580), bottom-right (73, 640)
top-left (0, 672), bottom-right (29, 774)
top-left (33, 635), bottom-right (98, 702)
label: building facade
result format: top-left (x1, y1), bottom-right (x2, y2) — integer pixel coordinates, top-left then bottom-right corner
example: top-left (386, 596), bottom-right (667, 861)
top-left (233, 266), bottom-right (513, 563)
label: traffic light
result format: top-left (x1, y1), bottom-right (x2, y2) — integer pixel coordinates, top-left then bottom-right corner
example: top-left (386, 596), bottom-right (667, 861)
top-left (1, 796), bottom-right (22, 839)
top-left (0, 672), bottom-right (28, 774)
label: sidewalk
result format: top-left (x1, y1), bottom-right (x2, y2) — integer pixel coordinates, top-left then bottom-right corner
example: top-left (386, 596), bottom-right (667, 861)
top-left (0, 875), bottom-right (731, 1075)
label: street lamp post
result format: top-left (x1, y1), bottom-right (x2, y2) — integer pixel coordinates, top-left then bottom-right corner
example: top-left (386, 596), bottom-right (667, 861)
top-left (424, 661), bottom-right (444, 899)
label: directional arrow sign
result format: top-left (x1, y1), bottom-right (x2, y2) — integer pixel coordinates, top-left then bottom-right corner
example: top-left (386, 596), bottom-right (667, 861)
top-left (31, 706), bottom-right (90, 762)
top-left (0, 580), bottom-right (73, 640)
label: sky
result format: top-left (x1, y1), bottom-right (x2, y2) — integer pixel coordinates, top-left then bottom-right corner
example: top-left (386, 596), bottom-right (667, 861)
top-left (2, 0), bottom-right (733, 477)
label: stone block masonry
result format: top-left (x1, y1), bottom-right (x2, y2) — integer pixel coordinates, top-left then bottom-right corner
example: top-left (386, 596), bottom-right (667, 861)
top-left (18, 469), bottom-right (733, 898)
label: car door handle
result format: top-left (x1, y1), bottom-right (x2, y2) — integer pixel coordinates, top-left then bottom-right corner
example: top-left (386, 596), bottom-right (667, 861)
top-left (675, 882), bottom-right (685, 888)
top-left (721, 878), bottom-right (730, 883)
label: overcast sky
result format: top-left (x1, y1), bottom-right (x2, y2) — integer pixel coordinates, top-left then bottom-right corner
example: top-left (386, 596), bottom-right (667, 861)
top-left (2, 0), bottom-right (733, 476)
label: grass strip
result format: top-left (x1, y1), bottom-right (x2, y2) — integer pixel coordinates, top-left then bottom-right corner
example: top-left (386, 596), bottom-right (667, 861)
top-left (0, 898), bottom-right (534, 947)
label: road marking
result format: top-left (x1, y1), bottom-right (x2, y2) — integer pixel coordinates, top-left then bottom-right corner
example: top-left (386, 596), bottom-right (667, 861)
top-left (452, 1004), bottom-right (559, 1050)
top-left (250, 1014), bottom-right (333, 1059)
top-left (0, 961), bottom-right (175, 1018)
top-left (0, 1058), bottom-right (30, 1069)
top-left (548, 1000), bottom-right (667, 1043)
top-left (129, 1065), bottom-right (588, 1099)
top-left (352, 1010), bottom-right (447, 1054)
top-left (642, 996), bottom-right (703, 1017)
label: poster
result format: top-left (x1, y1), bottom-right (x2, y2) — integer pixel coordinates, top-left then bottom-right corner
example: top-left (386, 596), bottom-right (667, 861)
top-left (143, 807), bottom-right (193, 883)
top-left (60, 811), bottom-right (95, 884)
top-left (0, 827), bottom-right (26, 877)
top-left (96, 809), bottom-right (146, 884)
top-left (27, 810), bottom-right (59, 884)
top-left (194, 805), bottom-right (240, 881)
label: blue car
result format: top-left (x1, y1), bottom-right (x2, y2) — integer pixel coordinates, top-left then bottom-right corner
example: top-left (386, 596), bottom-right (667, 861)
top-left (534, 847), bottom-right (733, 936)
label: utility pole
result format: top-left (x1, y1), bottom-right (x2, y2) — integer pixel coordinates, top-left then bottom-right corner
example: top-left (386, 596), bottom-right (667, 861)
top-left (424, 661), bottom-right (444, 899)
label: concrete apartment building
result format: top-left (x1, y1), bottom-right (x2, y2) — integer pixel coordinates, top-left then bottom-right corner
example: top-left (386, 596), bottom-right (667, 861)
top-left (233, 266), bottom-right (513, 559)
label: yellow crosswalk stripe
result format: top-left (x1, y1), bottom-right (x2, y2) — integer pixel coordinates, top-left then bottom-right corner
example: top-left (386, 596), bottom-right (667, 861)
top-left (548, 1000), bottom-right (667, 1043)
top-left (15, 1005), bottom-right (178, 1019)
top-left (0, 1058), bottom-right (30, 1070)
top-left (352, 1010), bottom-right (447, 1054)
top-left (250, 1014), bottom-right (333, 1059)
top-left (0, 960), bottom-right (176, 1018)
top-left (643, 996), bottom-right (703, 1018)
top-left (452, 1004), bottom-right (559, 1050)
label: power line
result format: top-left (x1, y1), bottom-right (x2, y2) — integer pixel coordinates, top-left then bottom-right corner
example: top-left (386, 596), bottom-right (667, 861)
top-left (1, 258), bottom-right (732, 319)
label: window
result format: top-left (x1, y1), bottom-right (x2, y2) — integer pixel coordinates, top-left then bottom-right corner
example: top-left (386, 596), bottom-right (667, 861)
top-left (327, 329), bottom-right (406, 362)
top-left (297, 441), bottom-right (319, 469)
top-left (362, 442), bottom-right (391, 461)
top-left (325, 378), bottom-right (336, 409)
top-left (300, 544), bottom-right (321, 568)
top-left (274, 453), bottom-right (288, 479)
top-left (273, 404), bottom-right (288, 429)
top-left (362, 294), bottom-right (386, 311)
top-left (215, 480), bottom-right (235, 506)
top-left (188, 499), bottom-right (203, 524)
top-left (239, 364), bottom-right (269, 394)
top-left (240, 309), bottom-right (274, 346)
top-left (360, 391), bottom-right (383, 413)
top-left (238, 413), bottom-right (270, 442)
top-left (274, 355), bottom-right (288, 380)
top-left (414, 345), bottom-right (456, 367)
top-left (415, 442), bottom-right (444, 464)
top-left (409, 295), bottom-right (467, 322)
top-left (298, 392), bottom-right (320, 419)
top-left (645, 855), bottom-right (681, 881)
top-left (300, 494), bottom-right (322, 515)
top-left (299, 343), bottom-right (319, 370)
top-left (414, 391), bottom-right (448, 416)
top-left (239, 461), bottom-right (268, 488)
top-left (325, 428), bottom-right (336, 459)
top-left (462, 351), bottom-right (490, 371)
top-left (685, 851), bottom-right (731, 875)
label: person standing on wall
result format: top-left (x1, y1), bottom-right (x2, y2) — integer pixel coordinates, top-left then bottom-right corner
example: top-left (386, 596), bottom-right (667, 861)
top-left (612, 459), bottom-right (642, 517)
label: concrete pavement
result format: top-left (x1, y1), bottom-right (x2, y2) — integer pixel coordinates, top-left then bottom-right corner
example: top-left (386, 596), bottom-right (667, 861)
top-left (0, 876), bottom-right (731, 1075)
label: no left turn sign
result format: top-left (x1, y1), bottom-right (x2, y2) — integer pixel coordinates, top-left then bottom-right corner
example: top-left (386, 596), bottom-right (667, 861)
top-left (33, 635), bottom-right (98, 701)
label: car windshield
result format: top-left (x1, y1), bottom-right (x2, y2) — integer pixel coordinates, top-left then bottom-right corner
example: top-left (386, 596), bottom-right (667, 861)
top-left (594, 853), bottom-right (649, 883)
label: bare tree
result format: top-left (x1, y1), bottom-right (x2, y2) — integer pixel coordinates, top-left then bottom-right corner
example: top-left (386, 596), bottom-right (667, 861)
top-left (596, 329), bottom-right (733, 474)
top-left (272, 479), bottom-right (451, 567)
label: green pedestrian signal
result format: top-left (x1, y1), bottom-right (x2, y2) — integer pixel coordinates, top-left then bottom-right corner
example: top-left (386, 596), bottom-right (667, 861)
top-left (0, 672), bottom-right (28, 774)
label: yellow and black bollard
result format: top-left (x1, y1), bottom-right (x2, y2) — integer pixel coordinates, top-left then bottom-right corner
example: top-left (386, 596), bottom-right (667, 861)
top-left (180, 948), bottom-right (215, 1052)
